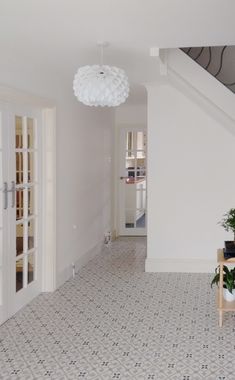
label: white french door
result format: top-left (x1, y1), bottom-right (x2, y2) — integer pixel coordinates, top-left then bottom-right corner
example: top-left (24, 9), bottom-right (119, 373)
top-left (119, 126), bottom-right (147, 236)
top-left (0, 103), bottom-right (42, 323)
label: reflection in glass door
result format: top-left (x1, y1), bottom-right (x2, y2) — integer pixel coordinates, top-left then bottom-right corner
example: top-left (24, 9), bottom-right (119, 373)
top-left (15, 116), bottom-right (37, 293)
top-left (119, 128), bottom-right (147, 236)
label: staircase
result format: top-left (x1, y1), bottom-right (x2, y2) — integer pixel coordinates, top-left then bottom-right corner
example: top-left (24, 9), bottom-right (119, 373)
top-left (181, 46), bottom-right (235, 93)
top-left (161, 47), bottom-right (235, 135)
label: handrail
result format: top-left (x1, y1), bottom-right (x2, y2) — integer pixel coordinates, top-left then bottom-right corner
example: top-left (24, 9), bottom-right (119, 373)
top-left (214, 46), bottom-right (227, 78)
top-left (205, 47), bottom-right (212, 70)
top-left (181, 46), bottom-right (235, 93)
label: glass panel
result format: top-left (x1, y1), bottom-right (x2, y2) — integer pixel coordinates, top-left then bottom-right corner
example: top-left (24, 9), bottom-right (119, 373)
top-left (136, 131), bottom-right (147, 151)
top-left (136, 191), bottom-right (146, 213)
top-left (16, 189), bottom-right (24, 220)
top-left (136, 169), bottom-right (146, 178)
top-left (136, 212), bottom-right (146, 228)
top-left (126, 132), bottom-right (134, 151)
top-left (136, 155), bottom-right (146, 177)
top-left (125, 209), bottom-right (135, 228)
top-left (16, 152), bottom-right (23, 184)
top-left (123, 130), bottom-right (147, 232)
top-left (28, 219), bottom-right (35, 250)
top-left (15, 116), bottom-right (23, 149)
top-left (16, 258), bottom-right (23, 292)
top-left (28, 187), bottom-right (34, 216)
top-left (137, 131), bottom-right (146, 151)
top-left (126, 155), bottom-right (135, 179)
top-left (127, 170), bottom-right (136, 179)
top-left (125, 179), bottom-right (136, 228)
top-left (28, 152), bottom-right (34, 182)
top-left (126, 157), bottom-right (135, 167)
top-left (27, 253), bottom-right (34, 284)
top-left (27, 118), bottom-right (34, 149)
top-left (137, 150), bottom-right (145, 159)
top-left (16, 223), bottom-right (24, 256)
top-left (126, 150), bottom-right (134, 158)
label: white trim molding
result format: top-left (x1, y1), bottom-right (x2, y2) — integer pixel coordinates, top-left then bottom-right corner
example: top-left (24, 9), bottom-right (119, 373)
top-left (0, 85), bottom-right (55, 108)
top-left (56, 240), bottom-right (104, 289)
top-left (145, 258), bottom-right (216, 273)
top-left (41, 108), bottom-right (57, 292)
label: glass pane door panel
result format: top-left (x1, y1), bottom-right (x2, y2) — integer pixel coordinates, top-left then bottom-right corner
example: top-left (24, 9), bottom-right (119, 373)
top-left (16, 223), bottom-right (24, 256)
top-left (125, 180), bottom-right (146, 229)
top-left (27, 118), bottom-right (34, 149)
top-left (15, 116), bottom-right (23, 149)
top-left (136, 189), bottom-right (146, 207)
top-left (120, 128), bottom-right (147, 235)
top-left (28, 152), bottom-right (34, 183)
top-left (28, 219), bottom-right (35, 250)
top-left (16, 189), bottom-right (24, 220)
top-left (126, 132), bottom-right (134, 151)
top-left (27, 253), bottom-right (34, 284)
top-left (137, 150), bottom-right (145, 159)
top-left (125, 209), bottom-right (135, 228)
top-left (137, 131), bottom-right (147, 150)
top-left (16, 258), bottom-right (24, 292)
top-left (28, 187), bottom-right (34, 216)
top-left (126, 150), bottom-right (135, 159)
top-left (14, 114), bottom-right (38, 299)
top-left (126, 156), bottom-right (135, 166)
top-left (16, 152), bottom-right (23, 184)
top-left (136, 211), bottom-right (146, 228)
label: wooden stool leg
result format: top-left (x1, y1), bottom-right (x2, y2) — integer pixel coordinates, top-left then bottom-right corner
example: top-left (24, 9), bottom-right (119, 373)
top-left (219, 310), bottom-right (223, 327)
top-left (219, 263), bottom-right (223, 327)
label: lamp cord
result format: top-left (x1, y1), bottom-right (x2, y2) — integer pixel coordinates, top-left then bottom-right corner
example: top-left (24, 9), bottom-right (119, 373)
top-left (100, 44), bottom-right (104, 67)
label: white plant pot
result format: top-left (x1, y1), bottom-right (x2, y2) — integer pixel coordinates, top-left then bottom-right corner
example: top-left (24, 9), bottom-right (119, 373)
top-left (223, 288), bottom-right (235, 302)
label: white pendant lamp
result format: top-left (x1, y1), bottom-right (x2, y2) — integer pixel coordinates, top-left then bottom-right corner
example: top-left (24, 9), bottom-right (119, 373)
top-left (73, 42), bottom-right (129, 107)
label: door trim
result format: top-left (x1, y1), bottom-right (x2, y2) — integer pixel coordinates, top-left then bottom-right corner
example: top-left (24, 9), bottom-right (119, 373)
top-left (114, 123), bottom-right (147, 237)
top-left (41, 108), bottom-right (56, 292)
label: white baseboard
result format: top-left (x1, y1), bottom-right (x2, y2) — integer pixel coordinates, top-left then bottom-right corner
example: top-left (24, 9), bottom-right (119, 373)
top-left (56, 240), bottom-right (104, 289)
top-left (145, 257), bottom-right (216, 273)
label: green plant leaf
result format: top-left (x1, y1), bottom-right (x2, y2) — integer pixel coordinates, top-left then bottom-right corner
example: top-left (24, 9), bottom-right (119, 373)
top-left (211, 264), bottom-right (235, 293)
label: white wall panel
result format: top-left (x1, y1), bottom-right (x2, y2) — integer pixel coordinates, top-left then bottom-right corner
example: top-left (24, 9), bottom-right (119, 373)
top-left (146, 82), bottom-right (235, 272)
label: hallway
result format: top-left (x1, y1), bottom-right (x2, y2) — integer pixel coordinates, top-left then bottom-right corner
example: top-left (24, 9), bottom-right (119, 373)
top-left (0, 237), bottom-right (234, 379)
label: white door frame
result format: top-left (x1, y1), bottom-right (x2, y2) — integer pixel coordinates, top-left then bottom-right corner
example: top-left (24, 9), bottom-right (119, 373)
top-left (0, 86), bottom-right (56, 324)
top-left (114, 123), bottom-right (147, 237)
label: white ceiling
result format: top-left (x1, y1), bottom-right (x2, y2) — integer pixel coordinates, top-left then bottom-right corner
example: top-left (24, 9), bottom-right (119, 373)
top-left (0, 0), bottom-right (235, 103)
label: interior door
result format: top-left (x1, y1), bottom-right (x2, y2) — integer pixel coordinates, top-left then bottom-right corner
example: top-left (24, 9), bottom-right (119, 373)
top-left (119, 127), bottom-right (147, 236)
top-left (0, 103), bottom-right (42, 322)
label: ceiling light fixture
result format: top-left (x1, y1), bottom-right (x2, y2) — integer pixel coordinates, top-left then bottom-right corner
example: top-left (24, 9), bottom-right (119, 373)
top-left (73, 42), bottom-right (129, 107)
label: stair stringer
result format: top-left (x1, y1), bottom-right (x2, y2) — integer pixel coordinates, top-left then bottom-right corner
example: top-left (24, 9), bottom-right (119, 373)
top-left (165, 48), bottom-right (235, 136)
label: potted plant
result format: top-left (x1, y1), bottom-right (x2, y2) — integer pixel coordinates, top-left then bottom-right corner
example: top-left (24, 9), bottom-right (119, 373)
top-left (211, 265), bottom-right (235, 302)
top-left (220, 208), bottom-right (235, 259)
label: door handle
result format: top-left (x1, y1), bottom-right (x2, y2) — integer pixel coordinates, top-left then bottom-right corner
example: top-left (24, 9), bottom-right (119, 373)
top-left (120, 176), bottom-right (129, 180)
top-left (10, 181), bottom-right (16, 208)
top-left (3, 182), bottom-right (8, 209)
top-left (3, 181), bottom-right (16, 209)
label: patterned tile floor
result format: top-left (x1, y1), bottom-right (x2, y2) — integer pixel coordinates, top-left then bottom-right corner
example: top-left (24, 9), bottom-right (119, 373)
top-left (1, 237), bottom-right (235, 379)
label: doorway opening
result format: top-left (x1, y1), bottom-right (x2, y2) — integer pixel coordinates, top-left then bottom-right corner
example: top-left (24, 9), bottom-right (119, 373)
top-left (114, 84), bottom-right (147, 237)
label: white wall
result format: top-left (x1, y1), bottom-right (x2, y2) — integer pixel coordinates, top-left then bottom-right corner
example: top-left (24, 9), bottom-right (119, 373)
top-left (115, 104), bottom-right (147, 125)
top-left (0, 67), bottom-right (114, 287)
top-left (56, 98), bottom-right (114, 286)
top-left (146, 81), bottom-right (235, 273)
